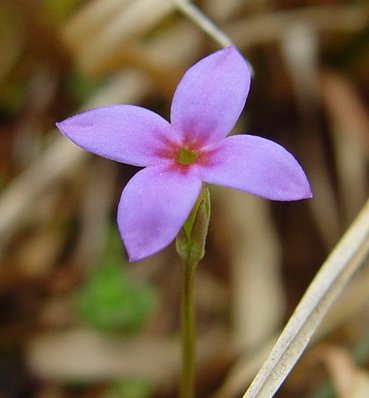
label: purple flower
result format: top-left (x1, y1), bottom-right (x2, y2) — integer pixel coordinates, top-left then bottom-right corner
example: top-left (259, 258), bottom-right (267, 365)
top-left (56, 46), bottom-right (311, 262)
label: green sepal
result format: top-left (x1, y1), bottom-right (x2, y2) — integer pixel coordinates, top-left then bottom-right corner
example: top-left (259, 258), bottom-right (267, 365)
top-left (176, 185), bottom-right (211, 264)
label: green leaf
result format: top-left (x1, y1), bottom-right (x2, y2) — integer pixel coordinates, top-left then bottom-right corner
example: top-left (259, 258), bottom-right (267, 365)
top-left (104, 379), bottom-right (152, 398)
top-left (75, 229), bottom-right (158, 334)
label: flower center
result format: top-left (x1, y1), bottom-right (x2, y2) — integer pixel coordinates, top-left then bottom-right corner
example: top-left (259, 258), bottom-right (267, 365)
top-left (176, 147), bottom-right (198, 165)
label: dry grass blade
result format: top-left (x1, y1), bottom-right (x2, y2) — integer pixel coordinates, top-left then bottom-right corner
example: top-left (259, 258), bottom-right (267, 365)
top-left (281, 24), bottom-right (341, 249)
top-left (0, 138), bottom-right (87, 251)
top-left (0, 70), bottom-right (150, 251)
top-left (172, 0), bottom-right (233, 47)
top-left (220, 190), bottom-right (284, 352)
top-left (242, 197), bottom-right (369, 398)
top-left (27, 327), bottom-right (228, 389)
top-left (321, 347), bottom-right (369, 398)
top-left (62, 0), bottom-right (130, 51)
top-left (227, 5), bottom-right (369, 49)
top-left (321, 70), bottom-right (369, 225)
top-left (64, 0), bottom-right (181, 75)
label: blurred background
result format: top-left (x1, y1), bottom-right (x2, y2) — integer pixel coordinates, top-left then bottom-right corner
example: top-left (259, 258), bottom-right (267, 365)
top-left (1, 0), bottom-right (369, 397)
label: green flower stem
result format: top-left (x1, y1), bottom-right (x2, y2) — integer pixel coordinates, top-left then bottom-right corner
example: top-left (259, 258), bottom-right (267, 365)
top-left (180, 257), bottom-right (197, 398)
top-left (176, 185), bottom-right (210, 398)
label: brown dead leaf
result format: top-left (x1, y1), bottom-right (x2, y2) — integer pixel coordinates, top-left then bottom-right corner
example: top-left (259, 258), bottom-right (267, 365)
top-left (320, 346), bottom-right (369, 398)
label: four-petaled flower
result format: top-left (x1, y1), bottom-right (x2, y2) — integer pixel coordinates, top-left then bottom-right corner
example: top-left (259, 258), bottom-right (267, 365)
top-left (56, 46), bottom-right (312, 262)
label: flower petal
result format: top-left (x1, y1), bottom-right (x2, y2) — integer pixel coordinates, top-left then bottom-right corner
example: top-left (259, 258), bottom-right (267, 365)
top-left (201, 135), bottom-right (312, 200)
top-left (170, 46), bottom-right (251, 145)
top-left (56, 105), bottom-right (177, 167)
top-left (118, 166), bottom-right (202, 261)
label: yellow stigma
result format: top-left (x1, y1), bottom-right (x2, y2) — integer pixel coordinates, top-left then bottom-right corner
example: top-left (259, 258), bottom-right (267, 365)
top-left (176, 147), bottom-right (198, 165)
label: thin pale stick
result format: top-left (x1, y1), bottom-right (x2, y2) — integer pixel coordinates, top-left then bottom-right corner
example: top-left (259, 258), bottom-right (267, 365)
top-left (171, 0), bottom-right (233, 48)
top-left (243, 197), bottom-right (369, 398)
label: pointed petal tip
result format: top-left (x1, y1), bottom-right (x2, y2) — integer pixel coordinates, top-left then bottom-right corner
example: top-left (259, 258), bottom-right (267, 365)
top-left (300, 184), bottom-right (313, 200)
top-left (226, 45), bottom-right (247, 59)
top-left (126, 252), bottom-right (144, 263)
top-left (286, 166), bottom-right (313, 201)
top-left (221, 45), bottom-right (238, 55)
top-left (118, 219), bottom-right (169, 264)
top-left (222, 45), bottom-right (251, 75)
top-left (126, 245), bottom-right (165, 263)
top-left (263, 181), bottom-right (313, 202)
top-left (122, 231), bottom-right (167, 263)
top-left (56, 119), bottom-right (75, 141)
top-left (119, 225), bottom-right (163, 263)
top-left (286, 185), bottom-right (313, 201)
top-left (304, 183), bottom-right (313, 199)
top-left (273, 168), bottom-right (313, 202)
top-left (55, 120), bottom-right (66, 133)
